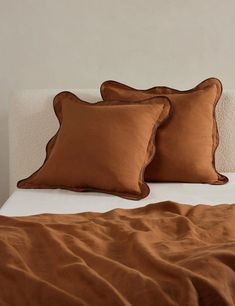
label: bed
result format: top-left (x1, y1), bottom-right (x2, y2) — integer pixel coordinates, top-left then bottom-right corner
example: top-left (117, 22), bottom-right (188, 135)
top-left (1, 89), bottom-right (235, 305)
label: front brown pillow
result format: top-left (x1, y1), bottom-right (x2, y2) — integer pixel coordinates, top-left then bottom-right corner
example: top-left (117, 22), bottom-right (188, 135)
top-left (101, 78), bottom-right (228, 184)
top-left (17, 92), bottom-right (171, 200)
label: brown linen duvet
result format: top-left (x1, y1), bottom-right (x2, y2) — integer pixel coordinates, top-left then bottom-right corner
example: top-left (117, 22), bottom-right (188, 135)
top-left (0, 201), bottom-right (235, 306)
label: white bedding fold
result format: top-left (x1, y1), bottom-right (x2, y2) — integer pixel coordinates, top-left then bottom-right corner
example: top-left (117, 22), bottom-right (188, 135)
top-left (1, 173), bottom-right (235, 217)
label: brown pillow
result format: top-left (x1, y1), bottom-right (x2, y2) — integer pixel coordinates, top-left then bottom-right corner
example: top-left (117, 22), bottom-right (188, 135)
top-left (101, 78), bottom-right (228, 185)
top-left (17, 92), bottom-right (171, 200)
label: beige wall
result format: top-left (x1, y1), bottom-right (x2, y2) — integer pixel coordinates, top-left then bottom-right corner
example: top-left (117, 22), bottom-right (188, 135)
top-left (1, 0), bottom-right (235, 204)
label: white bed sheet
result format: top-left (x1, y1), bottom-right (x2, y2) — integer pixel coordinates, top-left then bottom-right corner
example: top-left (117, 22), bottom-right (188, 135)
top-left (1, 173), bottom-right (235, 217)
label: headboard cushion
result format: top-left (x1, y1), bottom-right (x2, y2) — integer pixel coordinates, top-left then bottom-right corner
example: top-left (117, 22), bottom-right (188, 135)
top-left (9, 89), bottom-right (235, 194)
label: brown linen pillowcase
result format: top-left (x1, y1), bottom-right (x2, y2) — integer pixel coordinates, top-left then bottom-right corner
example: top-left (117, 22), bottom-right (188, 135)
top-left (101, 78), bottom-right (228, 185)
top-left (17, 92), bottom-right (171, 200)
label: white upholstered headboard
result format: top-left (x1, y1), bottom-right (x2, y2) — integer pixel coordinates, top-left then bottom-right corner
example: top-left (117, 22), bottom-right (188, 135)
top-left (9, 89), bottom-right (235, 194)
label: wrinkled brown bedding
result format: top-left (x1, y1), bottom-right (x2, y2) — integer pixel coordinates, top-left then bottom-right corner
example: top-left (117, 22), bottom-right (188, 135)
top-left (0, 201), bottom-right (235, 306)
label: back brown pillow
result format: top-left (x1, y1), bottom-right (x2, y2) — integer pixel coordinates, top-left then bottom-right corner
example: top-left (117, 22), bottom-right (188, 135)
top-left (17, 92), bottom-right (171, 200)
top-left (101, 78), bottom-right (228, 184)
